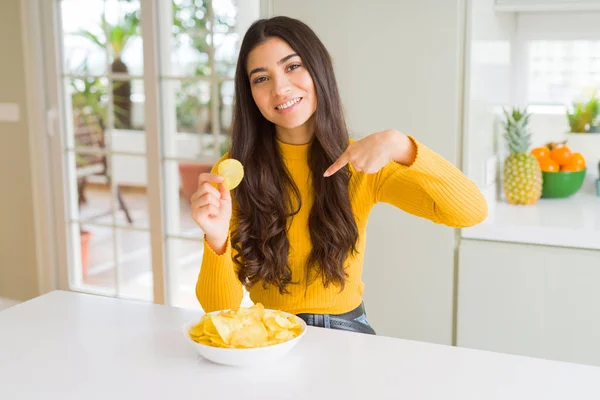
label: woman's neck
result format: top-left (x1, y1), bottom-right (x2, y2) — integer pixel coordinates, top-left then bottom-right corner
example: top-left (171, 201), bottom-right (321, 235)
top-left (275, 116), bottom-right (315, 145)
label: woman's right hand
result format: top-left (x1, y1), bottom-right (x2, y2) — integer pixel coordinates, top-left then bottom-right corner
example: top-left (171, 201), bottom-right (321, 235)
top-left (190, 173), bottom-right (232, 254)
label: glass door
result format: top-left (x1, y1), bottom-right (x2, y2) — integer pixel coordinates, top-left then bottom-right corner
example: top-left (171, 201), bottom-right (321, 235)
top-left (45, 0), bottom-right (261, 308)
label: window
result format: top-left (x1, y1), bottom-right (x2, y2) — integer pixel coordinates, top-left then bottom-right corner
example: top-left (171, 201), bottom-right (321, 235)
top-left (526, 40), bottom-right (600, 105)
top-left (516, 12), bottom-right (600, 106)
top-left (45, 0), bottom-right (262, 308)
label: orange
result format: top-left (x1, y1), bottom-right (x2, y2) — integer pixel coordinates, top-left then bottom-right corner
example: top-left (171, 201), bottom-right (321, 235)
top-left (565, 152), bottom-right (586, 169)
top-left (531, 146), bottom-right (550, 160)
top-left (550, 145), bottom-right (572, 166)
top-left (561, 153), bottom-right (586, 172)
top-left (538, 157), bottom-right (560, 172)
top-left (561, 163), bottom-right (584, 172)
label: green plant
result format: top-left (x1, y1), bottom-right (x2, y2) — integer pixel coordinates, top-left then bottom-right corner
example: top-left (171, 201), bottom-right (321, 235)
top-left (70, 77), bottom-right (106, 122)
top-left (69, 58), bottom-right (129, 126)
top-left (172, 0), bottom-right (236, 75)
top-left (171, 0), bottom-right (236, 155)
top-left (75, 0), bottom-right (236, 145)
top-left (172, 0), bottom-right (234, 133)
top-left (566, 90), bottom-right (599, 133)
top-left (77, 9), bottom-right (140, 129)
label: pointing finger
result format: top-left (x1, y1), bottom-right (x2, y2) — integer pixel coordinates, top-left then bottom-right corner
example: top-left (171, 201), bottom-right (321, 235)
top-left (323, 151), bottom-right (350, 177)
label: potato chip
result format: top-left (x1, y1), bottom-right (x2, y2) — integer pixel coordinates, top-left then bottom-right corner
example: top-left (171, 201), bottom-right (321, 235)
top-left (211, 315), bottom-right (246, 344)
top-left (189, 320), bottom-right (205, 338)
top-left (229, 321), bottom-right (268, 348)
top-left (188, 303), bottom-right (303, 349)
top-left (202, 316), bottom-right (220, 337)
top-left (217, 158), bottom-right (244, 190)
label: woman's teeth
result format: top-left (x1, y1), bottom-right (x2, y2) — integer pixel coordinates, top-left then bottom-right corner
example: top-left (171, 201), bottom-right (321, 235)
top-left (276, 98), bottom-right (301, 110)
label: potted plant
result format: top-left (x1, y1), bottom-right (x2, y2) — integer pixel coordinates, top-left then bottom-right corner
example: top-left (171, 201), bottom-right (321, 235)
top-left (70, 61), bottom-right (107, 278)
top-left (80, 228), bottom-right (91, 277)
top-left (564, 90), bottom-right (600, 182)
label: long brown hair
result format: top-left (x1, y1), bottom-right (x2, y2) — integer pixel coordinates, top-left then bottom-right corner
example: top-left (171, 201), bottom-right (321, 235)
top-left (229, 16), bottom-right (358, 294)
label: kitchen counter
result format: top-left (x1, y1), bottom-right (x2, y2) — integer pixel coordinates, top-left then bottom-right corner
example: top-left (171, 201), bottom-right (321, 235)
top-left (1, 291), bottom-right (600, 399)
top-left (462, 186), bottom-right (600, 250)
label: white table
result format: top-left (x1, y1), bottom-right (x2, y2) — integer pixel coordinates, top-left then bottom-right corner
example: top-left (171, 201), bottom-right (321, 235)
top-left (1, 291), bottom-right (600, 399)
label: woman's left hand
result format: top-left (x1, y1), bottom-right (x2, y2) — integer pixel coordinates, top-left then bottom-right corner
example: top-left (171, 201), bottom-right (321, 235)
top-left (323, 129), bottom-right (417, 177)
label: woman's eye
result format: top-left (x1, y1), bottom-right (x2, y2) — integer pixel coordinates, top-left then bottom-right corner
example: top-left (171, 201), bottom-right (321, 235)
top-left (287, 63), bottom-right (301, 72)
top-left (253, 76), bottom-right (267, 85)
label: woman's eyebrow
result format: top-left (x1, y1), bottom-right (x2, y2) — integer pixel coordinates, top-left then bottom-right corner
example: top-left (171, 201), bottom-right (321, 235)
top-left (248, 53), bottom-right (299, 77)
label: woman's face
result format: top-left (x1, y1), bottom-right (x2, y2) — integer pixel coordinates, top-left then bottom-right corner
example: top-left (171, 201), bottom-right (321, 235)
top-left (246, 37), bottom-right (317, 132)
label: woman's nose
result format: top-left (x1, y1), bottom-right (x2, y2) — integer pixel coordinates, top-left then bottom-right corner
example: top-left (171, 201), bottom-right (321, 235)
top-left (272, 75), bottom-right (292, 97)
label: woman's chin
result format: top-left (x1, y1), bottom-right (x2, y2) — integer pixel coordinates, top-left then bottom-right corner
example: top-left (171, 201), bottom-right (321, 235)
top-left (272, 114), bottom-right (313, 131)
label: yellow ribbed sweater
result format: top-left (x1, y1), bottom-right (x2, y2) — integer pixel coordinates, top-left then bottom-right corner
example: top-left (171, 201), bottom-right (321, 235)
top-left (196, 136), bottom-right (487, 314)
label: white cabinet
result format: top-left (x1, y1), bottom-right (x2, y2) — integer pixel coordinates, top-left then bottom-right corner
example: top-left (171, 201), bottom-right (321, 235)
top-left (457, 239), bottom-right (600, 367)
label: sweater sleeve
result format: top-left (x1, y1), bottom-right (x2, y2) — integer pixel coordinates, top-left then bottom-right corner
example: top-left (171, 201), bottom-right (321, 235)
top-left (196, 234), bottom-right (244, 312)
top-left (371, 136), bottom-right (488, 228)
top-left (195, 155), bottom-right (244, 312)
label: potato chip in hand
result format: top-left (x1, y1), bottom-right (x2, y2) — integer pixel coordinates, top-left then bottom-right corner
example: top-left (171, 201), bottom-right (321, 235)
top-left (217, 158), bottom-right (244, 190)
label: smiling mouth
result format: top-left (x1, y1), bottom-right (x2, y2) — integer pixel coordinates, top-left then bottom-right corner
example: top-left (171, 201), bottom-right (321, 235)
top-left (275, 97), bottom-right (303, 110)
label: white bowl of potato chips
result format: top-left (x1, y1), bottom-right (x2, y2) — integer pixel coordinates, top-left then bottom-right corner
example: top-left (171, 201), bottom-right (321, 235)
top-left (183, 303), bottom-right (307, 366)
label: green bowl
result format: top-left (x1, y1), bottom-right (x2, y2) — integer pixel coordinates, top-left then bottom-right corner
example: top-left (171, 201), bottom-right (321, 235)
top-left (541, 169), bottom-right (586, 198)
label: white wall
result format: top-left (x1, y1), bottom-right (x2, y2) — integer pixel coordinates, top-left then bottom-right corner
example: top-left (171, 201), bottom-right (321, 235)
top-left (0, 0), bottom-right (40, 301)
top-left (463, 0), bottom-right (516, 193)
top-left (272, 0), bottom-right (465, 344)
top-left (528, 108), bottom-right (571, 147)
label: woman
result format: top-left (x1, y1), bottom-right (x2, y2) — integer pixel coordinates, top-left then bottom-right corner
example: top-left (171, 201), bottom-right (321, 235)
top-left (191, 16), bottom-right (487, 335)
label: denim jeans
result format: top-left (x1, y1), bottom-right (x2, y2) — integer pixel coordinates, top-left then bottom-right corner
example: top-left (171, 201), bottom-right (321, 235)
top-left (297, 302), bottom-right (376, 335)
top-left (353, 312), bottom-right (372, 327)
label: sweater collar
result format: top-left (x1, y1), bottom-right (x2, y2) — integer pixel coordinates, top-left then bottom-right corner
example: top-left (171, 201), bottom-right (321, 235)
top-left (276, 138), bottom-right (311, 160)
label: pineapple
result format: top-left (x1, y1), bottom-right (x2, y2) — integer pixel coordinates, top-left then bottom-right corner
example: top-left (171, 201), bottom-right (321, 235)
top-left (502, 107), bottom-right (542, 205)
